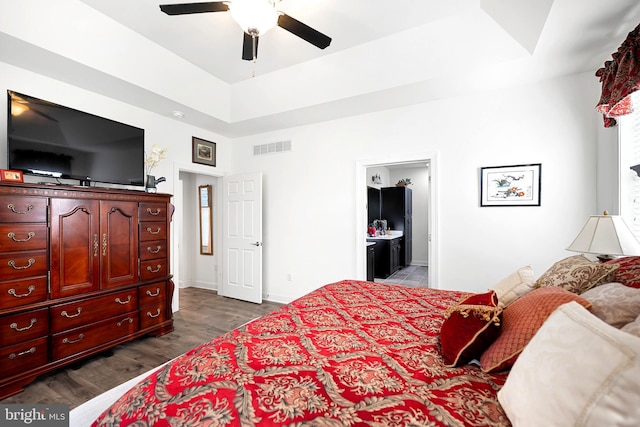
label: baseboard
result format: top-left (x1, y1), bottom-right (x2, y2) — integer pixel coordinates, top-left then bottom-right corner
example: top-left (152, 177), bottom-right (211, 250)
top-left (179, 280), bottom-right (217, 291)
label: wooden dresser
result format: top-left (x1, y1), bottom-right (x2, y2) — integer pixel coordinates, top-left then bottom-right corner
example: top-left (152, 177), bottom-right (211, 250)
top-left (0, 183), bottom-right (174, 399)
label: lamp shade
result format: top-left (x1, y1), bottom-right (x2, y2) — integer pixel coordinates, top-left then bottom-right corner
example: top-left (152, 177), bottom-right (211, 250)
top-left (567, 213), bottom-right (640, 256)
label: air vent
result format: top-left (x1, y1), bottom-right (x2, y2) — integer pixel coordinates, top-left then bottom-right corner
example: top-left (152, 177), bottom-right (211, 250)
top-left (253, 140), bottom-right (292, 156)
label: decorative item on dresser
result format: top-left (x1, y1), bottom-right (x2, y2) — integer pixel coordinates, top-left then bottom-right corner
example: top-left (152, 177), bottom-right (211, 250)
top-left (0, 182), bottom-right (174, 399)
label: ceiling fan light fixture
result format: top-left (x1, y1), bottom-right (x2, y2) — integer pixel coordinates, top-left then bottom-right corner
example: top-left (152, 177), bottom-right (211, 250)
top-left (229, 0), bottom-right (279, 36)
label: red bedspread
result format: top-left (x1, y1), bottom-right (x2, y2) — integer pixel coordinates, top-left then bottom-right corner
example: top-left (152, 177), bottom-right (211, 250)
top-left (92, 280), bottom-right (510, 426)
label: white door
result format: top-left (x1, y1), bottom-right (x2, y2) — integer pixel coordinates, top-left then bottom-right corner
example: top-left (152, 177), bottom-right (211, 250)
top-left (221, 172), bottom-right (263, 303)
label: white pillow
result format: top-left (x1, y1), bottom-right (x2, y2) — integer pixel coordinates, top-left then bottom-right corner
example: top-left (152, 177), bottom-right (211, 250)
top-left (498, 301), bottom-right (640, 427)
top-left (490, 265), bottom-right (535, 307)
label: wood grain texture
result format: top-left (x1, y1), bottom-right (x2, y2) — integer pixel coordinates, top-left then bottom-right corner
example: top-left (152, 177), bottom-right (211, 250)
top-left (0, 287), bottom-right (282, 408)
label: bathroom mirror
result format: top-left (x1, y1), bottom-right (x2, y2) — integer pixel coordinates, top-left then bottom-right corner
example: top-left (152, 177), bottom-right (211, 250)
top-left (199, 184), bottom-right (213, 255)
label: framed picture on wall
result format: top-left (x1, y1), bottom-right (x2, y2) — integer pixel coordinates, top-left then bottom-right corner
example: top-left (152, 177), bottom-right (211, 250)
top-left (480, 163), bottom-right (541, 206)
top-left (192, 137), bottom-right (216, 167)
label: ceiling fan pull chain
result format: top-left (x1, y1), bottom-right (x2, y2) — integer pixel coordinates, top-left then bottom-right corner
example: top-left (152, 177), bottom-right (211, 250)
top-left (251, 34), bottom-right (257, 77)
top-left (252, 34), bottom-right (257, 63)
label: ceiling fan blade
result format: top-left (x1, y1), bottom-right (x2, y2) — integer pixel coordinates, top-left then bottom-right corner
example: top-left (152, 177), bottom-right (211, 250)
top-left (159, 2), bottom-right (229, 15)
top-left (242, 33), bottom-right (259, 61)
top-left (277, 13), bottom-right (331, 49)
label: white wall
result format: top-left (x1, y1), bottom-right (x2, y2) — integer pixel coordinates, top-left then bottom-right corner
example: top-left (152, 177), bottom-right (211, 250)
top-left (1, 60), bottom-right (605, 305)
top-left (232, 71), bottom-right (601, 302)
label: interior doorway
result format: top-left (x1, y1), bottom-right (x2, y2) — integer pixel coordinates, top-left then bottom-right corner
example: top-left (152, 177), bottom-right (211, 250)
top-left (171, 163), bottom-right (223, 312)
top-left (356, 153), bottom-right (438, 288)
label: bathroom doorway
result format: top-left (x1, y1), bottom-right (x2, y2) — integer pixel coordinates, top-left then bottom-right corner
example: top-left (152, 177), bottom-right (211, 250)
top-left (356, 153), bottom-right (438, 288)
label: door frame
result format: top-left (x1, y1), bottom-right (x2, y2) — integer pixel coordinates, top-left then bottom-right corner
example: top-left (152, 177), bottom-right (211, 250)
top-left (172, 161), bottom-right (224, 312)
top-left (355, 152), bottom-right (439, 288)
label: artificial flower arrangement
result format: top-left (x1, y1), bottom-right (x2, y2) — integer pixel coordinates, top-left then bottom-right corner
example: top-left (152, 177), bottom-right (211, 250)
top-left (144, 144), bottom-right (168, 192)
top-left (145, 144), bottom-right (168, 176)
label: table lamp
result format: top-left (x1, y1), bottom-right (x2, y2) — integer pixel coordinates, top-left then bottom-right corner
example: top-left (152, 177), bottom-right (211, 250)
top-left (567, 211), bottom-right (640, 261)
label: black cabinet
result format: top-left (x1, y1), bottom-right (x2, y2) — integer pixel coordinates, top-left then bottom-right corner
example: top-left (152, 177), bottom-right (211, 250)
top-left (367, 187), bottom-right (381, 225)
top-left (381, 187), bottom-right (412, 266)
top-left (366, 243), bottom-right (375, 282)
top-left (367, 237), bottom-right (402, 278)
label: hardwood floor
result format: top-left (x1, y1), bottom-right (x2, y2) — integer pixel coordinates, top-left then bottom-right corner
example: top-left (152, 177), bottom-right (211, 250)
top-left (0, 287), bottom-right (282, 409)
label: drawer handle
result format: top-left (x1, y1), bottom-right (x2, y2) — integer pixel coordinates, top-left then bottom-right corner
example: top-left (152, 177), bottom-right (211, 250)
top-left (61, 307), bottom-right (83, 318)
top-left (146, 288), bottom-right (161, 297)
top-left (9, 347), bottom-right (36, 359)
top-left (146, 227), bottom-right (161, 235)
top-left (62, 334), bottom-right (84, 344)
top-left (7, 231), bottom-right (35, 242)
top-left (102, 234), bottom-right (107, 257)
top-left (147, 208), bottom-right (162, 216)
top-left (10, 318), bottom-right (37, 332)
top-left (146, 264), bottom-right (162, 273)
top-left (147, 245), bottom-right (162, 254)
top-left (115, 295), bottom-right (132, 305)
top-left (7, 204), bottom-right (34, 215)
top-left (8, 258), bottom-right (35, 270)
top-left (117, 317), bottom-right (134, 327)
top-left (94, 234), bottom-right (99, 257)
top-left (147, 308), bottom-right (161, 318)
top-left (8, 285), bottom-right (36, 298)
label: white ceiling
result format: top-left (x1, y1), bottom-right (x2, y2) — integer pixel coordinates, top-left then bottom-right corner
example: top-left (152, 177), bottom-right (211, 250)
top-left (2, 0), bottom-right (640, 137)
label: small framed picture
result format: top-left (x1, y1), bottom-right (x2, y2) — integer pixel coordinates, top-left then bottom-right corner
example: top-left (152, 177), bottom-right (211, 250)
top-left (192, 137), bottom-right (216, 167)
top-left (0, 170), bottom-right (24, 182)
top-left (480, 164), bottom-right (541, 207)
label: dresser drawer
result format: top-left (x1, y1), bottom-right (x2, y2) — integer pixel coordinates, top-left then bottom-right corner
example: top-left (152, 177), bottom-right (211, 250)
top-left (140, 222), bottom-right (167, 241)
top-left (0, 337), bottom-right (48, 378)
top-left (0, 250), bottom-right (48, 279)
top-left (51, 311), bottom-right (139, 361)
top-left (0, 276), bottom-right (48, 309)
top-left (0, 196), bottom-right (47, 223)
top-left (50, 289), bottom-right (138, 333)
top-left (140, 259), bottom-right (168, 281)
top-left (139, 240), bottom-right (167, 261)
top-left (139, 203), bottom-right (167, 221)
top-left (140, 302), bottom-right (167, 330)
top-left (139, 282), bottom-right (166, 307)
top-left (0, 224), bottom-right (48, 252)
top-left (0, 308), bottom-right (49, 347)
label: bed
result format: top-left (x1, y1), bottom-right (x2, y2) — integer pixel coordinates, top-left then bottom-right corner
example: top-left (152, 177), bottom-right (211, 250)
top-left (73, 255), bottom-right (640, 426)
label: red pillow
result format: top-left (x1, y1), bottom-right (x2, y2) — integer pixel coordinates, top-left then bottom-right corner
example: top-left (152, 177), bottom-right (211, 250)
top-left (440, 291), bottom-right (502, 367)
top-left (480, 287), bottom-right (591, 373)
top-left (605, 256), bottom-right (640, 288)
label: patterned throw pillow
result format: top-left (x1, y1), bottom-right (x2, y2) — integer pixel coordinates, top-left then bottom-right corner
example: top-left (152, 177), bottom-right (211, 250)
top-left (622, 314), bottom-right (640, 337)
top-left (480, 287), bottom-right (591, 373)
top-left (535, 254), bottom-right (619, 294)
top-left (581, 282), bottom-right (640, 328)
top-left (604, 256), bottom-right (640, 288)
top-left (440, 291), bottom-right (502, 367)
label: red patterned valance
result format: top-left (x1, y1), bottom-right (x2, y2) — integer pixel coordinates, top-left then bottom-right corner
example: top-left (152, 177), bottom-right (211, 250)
top-left (596, 23), bottom-right (640, 127)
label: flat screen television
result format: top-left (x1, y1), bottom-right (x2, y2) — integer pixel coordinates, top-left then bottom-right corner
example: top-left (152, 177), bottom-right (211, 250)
top-left (7, 90), bottom-right (145, 187)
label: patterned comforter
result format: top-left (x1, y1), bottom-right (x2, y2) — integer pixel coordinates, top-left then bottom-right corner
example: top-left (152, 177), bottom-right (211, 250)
top-left (92, 280), bottom-right (510, 426)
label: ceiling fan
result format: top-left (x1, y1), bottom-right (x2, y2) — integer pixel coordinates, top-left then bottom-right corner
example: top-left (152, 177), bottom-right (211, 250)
top-left (159, 0), bottom-right (332, 61)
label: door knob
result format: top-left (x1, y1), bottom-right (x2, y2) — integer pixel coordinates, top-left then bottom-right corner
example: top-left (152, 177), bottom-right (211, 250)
top-left (250, 241), bottom-right (262, 246)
